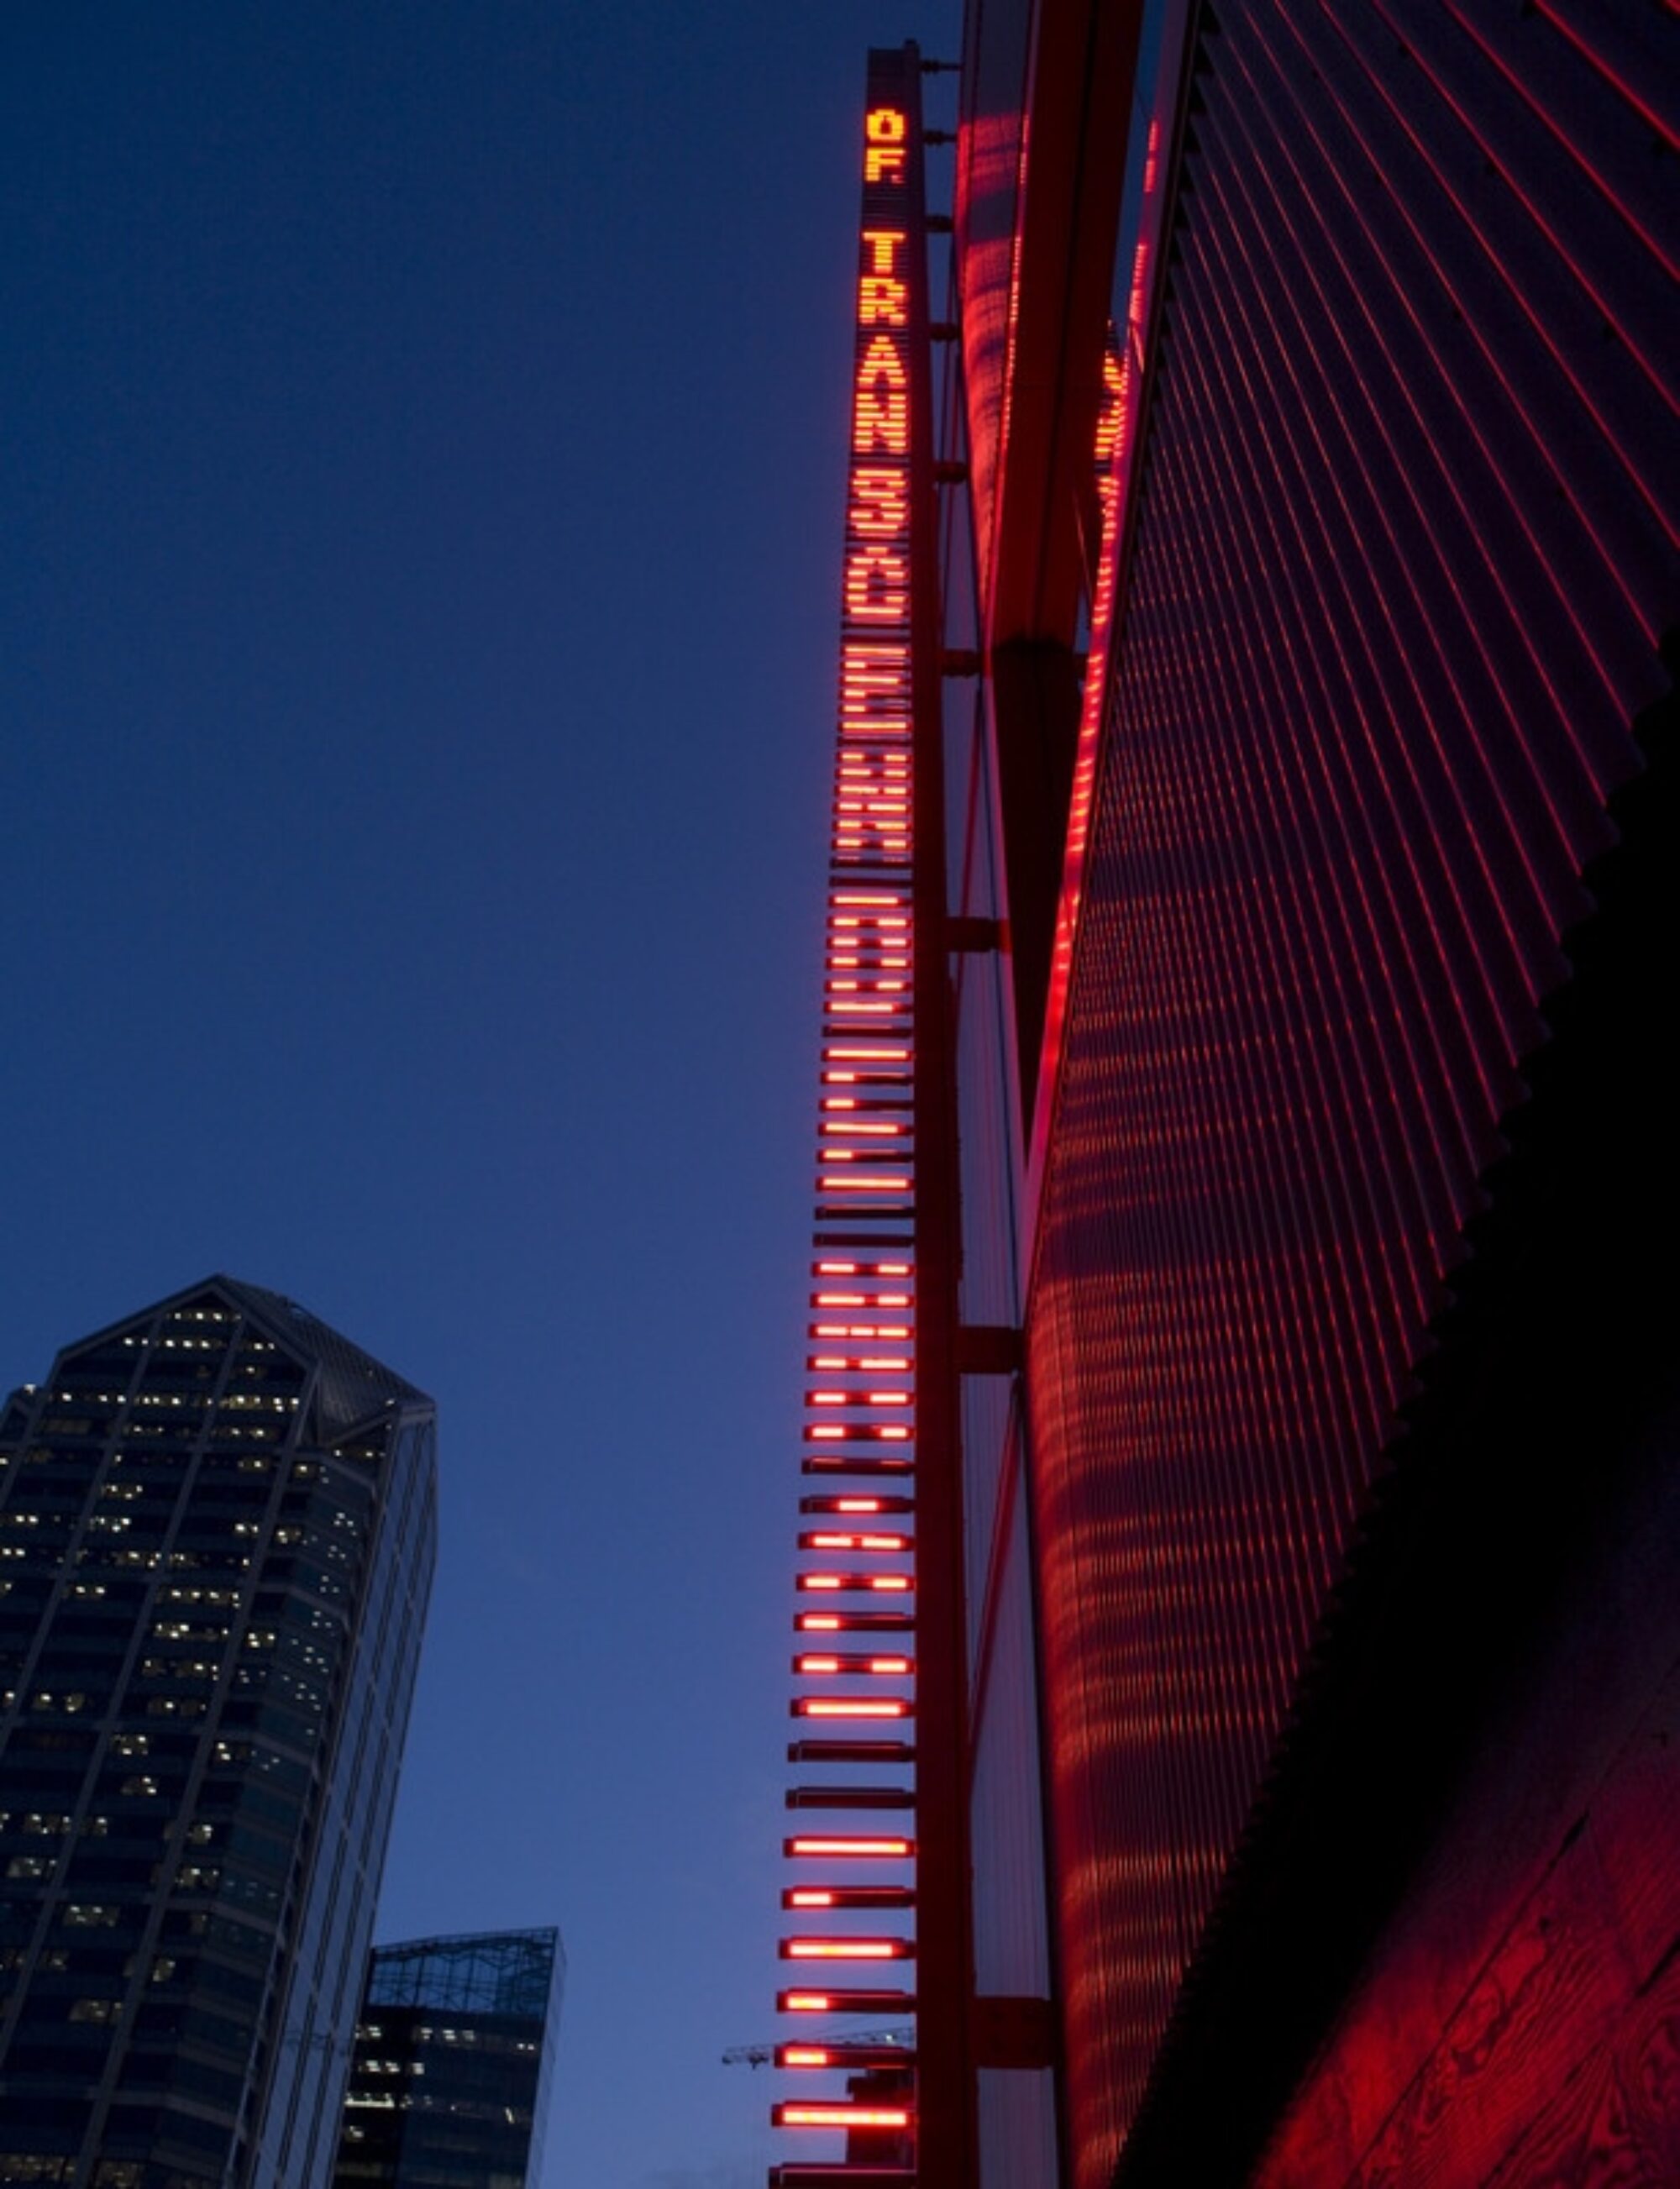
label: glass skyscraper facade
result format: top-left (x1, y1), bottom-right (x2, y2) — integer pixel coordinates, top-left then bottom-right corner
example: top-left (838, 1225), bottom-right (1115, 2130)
top-left (0, 1276), bottom-right (437, 2189)
top-left (331, 1929), bottom-right (563, 2189)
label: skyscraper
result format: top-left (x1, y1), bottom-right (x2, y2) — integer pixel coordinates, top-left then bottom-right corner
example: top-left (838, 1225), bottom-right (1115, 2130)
top-left (0, 1276), bottom-right (437, 2189)
top-left (330, 1929), bottom-right (563, 2189)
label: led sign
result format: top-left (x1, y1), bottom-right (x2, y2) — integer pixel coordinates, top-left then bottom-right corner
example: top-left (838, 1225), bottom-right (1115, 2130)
top-left (776, 47), bottom-right (930, 2176)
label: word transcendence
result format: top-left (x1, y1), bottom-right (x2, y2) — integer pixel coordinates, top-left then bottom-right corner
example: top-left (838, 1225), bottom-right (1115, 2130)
top-left (773, 58), bottom-right (927, 2163)
top-left (838, 106), bottom-right (915, 874)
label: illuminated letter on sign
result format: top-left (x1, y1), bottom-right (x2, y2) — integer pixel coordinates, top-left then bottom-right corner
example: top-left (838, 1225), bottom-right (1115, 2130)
top-left (864, 107), bottom-right (907, 183)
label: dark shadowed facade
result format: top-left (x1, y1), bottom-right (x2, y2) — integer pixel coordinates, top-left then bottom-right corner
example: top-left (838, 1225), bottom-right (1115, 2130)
top-left (0, 1277), bottom-right (436, 2189)
top-left (330, 1929), bottom-right (562, 2189)
top-left (772, 4), bottom-right (1677, 2186)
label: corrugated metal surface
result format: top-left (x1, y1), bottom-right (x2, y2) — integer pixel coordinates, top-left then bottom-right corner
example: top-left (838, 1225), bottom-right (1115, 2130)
top-left (953, 0), bottom-right (1037, 612)
top-left (1022, 2), bottom-right (1678, 2179)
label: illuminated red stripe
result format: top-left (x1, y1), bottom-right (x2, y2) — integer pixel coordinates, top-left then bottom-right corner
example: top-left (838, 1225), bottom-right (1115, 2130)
top-left (782, 1938), bottom-right (912, 1961)
top-left (774, 2105), bottom-right (912, 2130)
top-left (791, 1698), bottom-right (912, 1719)
top-left (783, 1836), bottom-right (913, 1858)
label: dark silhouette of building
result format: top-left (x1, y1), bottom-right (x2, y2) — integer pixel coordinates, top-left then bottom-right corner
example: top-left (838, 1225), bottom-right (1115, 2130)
top-left (0, 1276), bottom-right (437, 2189)
top-left (772, 6), bottom-right (1677, 2185)
top-left (330, 1929), bottom-right (562, 2189)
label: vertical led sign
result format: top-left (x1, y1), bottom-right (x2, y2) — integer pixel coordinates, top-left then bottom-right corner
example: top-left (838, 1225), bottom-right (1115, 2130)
top-left (771, 43), bottom-right (970, 2189)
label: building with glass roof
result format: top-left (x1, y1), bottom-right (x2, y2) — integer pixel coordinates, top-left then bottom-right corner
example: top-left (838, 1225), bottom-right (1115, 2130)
top-left (331, 1929), bottom-right (563, 2189)
top-left (0, 1276), bottom-right (438, 2189)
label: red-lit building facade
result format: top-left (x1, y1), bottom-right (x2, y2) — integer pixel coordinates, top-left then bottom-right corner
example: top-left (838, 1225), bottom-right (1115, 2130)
top-left (773, 10), bottom-right (1678, 2188)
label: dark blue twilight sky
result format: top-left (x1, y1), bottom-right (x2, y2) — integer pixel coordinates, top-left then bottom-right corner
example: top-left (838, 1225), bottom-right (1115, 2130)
top-left (0, 5), bottom-right (957, 2183)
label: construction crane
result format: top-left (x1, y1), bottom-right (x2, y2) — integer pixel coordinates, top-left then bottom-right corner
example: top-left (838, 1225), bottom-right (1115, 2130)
top-left (722, 2026), bottom-right (914, 2068)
